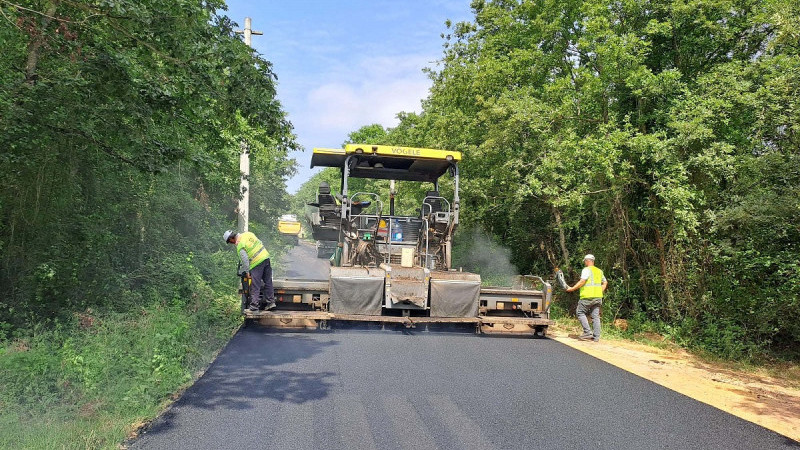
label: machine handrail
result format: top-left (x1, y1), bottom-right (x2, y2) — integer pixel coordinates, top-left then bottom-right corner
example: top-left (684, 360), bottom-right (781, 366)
top-left (421, 196), bottom-right (451, 216)
top-left (344, 192), bottom-right (382, 266)
top-left (348, 192), bottom-right (383, 218)
top-left (515, 275), bottom-right (545, 290)
top-left (516, 275), bottom-right (553, 314)
top-left (423, 217), bottom-right (430, 269)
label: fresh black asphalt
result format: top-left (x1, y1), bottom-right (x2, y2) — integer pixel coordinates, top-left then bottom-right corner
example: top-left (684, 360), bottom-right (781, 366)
top-left (132, 243), bottom-right (799, 449)
top-left (132, 326), bottom-right (798, 449)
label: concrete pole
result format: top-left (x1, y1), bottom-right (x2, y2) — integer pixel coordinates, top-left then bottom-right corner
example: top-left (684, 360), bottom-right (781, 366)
top-left (238, 140), bottom-right (250, 233)
top-left (235, 17), bottom-right (263, 232)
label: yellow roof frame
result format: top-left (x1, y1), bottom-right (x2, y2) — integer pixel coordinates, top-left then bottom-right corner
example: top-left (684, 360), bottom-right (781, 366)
top-left (344, 144), bottom-right (461, 161)
top-left (310, 144), bottom-right (461, 183)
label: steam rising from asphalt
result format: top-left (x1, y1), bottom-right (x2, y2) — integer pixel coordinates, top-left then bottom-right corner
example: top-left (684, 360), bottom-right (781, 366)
top-left (453, 227), bottom-right (519, 286)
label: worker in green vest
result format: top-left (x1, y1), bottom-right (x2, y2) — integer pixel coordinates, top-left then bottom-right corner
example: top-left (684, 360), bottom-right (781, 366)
top-left (224, 230), bottom-right (275, 312)
top-left (566, 254), bottom-right (607, 341)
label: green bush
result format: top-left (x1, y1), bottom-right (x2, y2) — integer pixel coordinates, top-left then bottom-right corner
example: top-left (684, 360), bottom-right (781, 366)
top-left (0, 279), bottom-right (241, 448)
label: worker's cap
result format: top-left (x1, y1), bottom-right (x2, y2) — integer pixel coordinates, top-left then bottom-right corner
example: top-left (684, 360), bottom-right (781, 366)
top-left (583, 254), bottom-right (595, 261)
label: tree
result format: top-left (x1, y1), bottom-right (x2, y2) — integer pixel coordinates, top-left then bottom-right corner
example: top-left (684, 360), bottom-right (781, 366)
top-left (0, 0), bottom-right (297, 330)
top-left (379, 0), bottom-right (800, 359)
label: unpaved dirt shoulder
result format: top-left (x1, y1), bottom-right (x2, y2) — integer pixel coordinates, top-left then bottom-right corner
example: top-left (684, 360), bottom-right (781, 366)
top-left (550, 329), bottom-right (800, 442)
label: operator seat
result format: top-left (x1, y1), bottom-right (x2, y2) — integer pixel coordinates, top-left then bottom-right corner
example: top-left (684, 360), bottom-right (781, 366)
top-left (317, 182), bottom-right (337, 206)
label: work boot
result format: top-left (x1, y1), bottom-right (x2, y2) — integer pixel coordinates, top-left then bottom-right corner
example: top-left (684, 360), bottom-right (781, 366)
top-left (261, 300), bottom-right (276, 311)
top-left (578, 333), bottom-right (593, 340)
top-left (259, 298), bottom-right (274, 310)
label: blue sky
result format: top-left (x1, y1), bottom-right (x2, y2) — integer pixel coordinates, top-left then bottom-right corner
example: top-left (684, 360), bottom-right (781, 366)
top-left (222, 0), bottom-right (474, 192)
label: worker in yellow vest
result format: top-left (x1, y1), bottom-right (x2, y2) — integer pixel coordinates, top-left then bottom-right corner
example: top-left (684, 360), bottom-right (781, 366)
top-left (224, 230), bottom-right (275, 312)
top-left (566, 254), bottom-right (607, 341)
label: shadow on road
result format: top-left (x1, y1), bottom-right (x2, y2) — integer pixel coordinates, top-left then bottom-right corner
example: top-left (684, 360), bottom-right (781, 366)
top-left (180, 367), bottom-right (336, 410)
top-left (140, 328), bottom-right (339, 438)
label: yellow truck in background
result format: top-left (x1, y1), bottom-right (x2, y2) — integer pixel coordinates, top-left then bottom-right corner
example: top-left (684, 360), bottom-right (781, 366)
top-left (277, 214), bottom-right (301, 245)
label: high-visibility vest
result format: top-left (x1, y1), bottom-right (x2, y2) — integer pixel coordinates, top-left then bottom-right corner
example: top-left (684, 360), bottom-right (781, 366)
top-left (580, 266), bottom-right (604, 299)
top-left (236, 232), bottom-right (269, 270)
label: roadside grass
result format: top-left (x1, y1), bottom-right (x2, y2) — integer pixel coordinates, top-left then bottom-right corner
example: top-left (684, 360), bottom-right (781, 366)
top-left (0, 227), bottom-right (288, 449)
top-left (551, 314), bottom-right (681, 351)
top-left (0, 292), bottom-right (242, 449)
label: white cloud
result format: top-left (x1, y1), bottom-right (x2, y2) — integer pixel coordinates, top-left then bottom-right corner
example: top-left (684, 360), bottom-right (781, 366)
top-left (306, 78), bottom-right (429, 131)
top-left (281, 53), bottom-right (435, 192)
top-left (302, 53), bottom-right (434, 135)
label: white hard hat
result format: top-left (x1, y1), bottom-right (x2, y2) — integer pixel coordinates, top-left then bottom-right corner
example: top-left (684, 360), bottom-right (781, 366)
top-left (583, 254), bottom-right (595, 261)
top-left (223, 230), bottom-right (236, 244)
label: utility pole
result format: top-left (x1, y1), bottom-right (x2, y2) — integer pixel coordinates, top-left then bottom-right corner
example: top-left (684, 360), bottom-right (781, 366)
top-left (234, 17), bottom-right (263, 232)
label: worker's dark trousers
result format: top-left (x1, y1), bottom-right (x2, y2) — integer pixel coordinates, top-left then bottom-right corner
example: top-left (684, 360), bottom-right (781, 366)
top-left (248, 259), bottom-right (274, 307)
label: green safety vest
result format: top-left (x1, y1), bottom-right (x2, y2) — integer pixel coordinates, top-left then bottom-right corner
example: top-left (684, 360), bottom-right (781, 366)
top-left (580, 266), bottom-right (604, 299)
top-left (236, 231), bottom-right (269, 270)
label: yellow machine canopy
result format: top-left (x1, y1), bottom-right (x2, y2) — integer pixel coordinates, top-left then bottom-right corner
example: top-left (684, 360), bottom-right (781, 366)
top-left (311, 144), bottom-right (462, 183)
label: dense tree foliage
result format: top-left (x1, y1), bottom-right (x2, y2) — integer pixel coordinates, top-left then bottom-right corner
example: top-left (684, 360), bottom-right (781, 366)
top-left (0, 2), bottom-right (296, 443)
top-left (0, 0), bottom-right (297, 333)
top-left (297, 0), bottom-right (800, 359)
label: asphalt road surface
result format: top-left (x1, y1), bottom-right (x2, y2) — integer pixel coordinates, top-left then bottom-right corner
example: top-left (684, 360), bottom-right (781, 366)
top-left (278, 240), bottom-right (331, 280)
top-left (132, 243), bottom-right (799, 450)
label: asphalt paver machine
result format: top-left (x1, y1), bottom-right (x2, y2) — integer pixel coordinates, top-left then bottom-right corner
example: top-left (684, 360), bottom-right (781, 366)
top-left (248, 144), bottom-right (553, 336)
